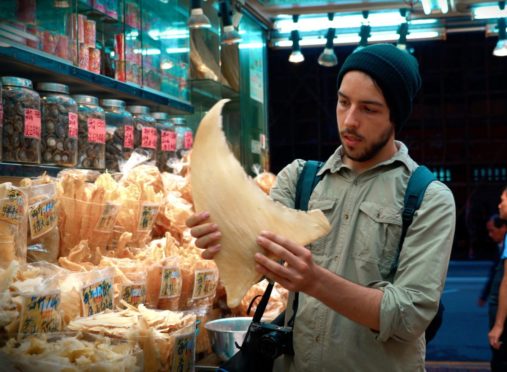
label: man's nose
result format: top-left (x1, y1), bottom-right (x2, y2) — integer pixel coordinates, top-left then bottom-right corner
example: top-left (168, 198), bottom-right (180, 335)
top-left (344, 106), bottom-right (360, 128)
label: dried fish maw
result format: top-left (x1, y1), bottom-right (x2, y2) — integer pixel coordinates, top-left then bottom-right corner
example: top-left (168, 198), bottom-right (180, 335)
top-left (191, 99), bottom-right (331, 307)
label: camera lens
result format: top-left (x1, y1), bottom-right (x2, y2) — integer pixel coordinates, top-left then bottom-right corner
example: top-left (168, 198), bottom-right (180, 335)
top-left (259, 332), bottom-right (281, 359)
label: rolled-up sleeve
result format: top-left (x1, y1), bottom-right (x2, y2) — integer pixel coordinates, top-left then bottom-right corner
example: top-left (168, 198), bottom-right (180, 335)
top-left (371, 181), bottom-right (456, 342)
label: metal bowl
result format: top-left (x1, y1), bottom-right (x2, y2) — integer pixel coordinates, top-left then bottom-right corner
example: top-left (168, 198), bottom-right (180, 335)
top-left (204, 317), bottom-right (252, 361)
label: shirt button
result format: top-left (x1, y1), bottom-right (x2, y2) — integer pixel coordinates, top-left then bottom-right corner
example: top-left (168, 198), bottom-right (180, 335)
top-left (316, 336), bottom-right (320, 342)
top-left (344, 214), bottom-right (349, 220)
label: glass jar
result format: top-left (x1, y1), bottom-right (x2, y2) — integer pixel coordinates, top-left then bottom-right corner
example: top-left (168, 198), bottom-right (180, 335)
top-left (38, 83), bottom-right (78, 167)
top-left (172, 117), bottom-right (193, 159)
top-left (127, 105), bottom-right (158, 162)
top-left (73, 95), bottom-right (106, 169)
top-left (102, 99), bottom-right (134, 172)
top-left (1, 76), bottom-right (41, 164)
top-left (152, 112), bottom-right (176, 173)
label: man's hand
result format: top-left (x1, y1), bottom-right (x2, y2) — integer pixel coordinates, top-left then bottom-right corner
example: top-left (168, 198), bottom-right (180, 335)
top-left (254, 230), bottom-right (320, 295)
top-left (489, 324), bottom-right (504, 350)
top-left (186, 211), bottom-right (221, 259)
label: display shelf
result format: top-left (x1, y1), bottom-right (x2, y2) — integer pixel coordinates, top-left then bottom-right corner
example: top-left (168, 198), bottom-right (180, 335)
top-left (0, 162), bottom-right (62, 178)
top-left (190, 79), bottom-right (239, 107)
top-left (0, 42), bottom-right (193, 114)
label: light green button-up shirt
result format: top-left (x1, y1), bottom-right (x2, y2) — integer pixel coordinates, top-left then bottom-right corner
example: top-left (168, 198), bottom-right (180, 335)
top-left (271, 142), bottom-right (456, 372)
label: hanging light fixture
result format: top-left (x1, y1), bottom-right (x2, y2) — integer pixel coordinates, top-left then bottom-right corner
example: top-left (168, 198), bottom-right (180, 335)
top-left (188, 0), bottom-right (211, 29)
top-left (318, 13), bottom-right (338, 67)
top-left (396, 9), bottom-right (410, 51)
top-left (289, 30), bottom-right (304, 63)
top-left (219, 0), bottom-right (241, 45)
top-left (354, 11), bottom-right (370, 52)
top-left (493, 17), bottom-right (507, 56)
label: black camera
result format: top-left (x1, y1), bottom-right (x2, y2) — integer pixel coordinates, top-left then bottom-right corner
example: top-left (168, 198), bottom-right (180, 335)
top-left (245, 321), bottom-right (294, 360)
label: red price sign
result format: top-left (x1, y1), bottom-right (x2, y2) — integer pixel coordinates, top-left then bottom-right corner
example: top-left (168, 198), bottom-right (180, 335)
top-left (141, 127), bottom-right (157, 149)
top-left (87, 118), bottom-right (106, 144)
top-left (68, 112), bottom-right (78, 138)
top-left (24, 108), bottom-right (42, 139)
top-left (184, 131), bottom-right (193, 149)
top-left (124, 125), bottom-right (134, 149)
top-left (161, 130), bottom-right (176, 152)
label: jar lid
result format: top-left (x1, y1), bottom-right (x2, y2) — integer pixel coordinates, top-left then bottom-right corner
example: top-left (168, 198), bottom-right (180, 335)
top-left (101, 99), bottom-right (126, 108)
top-left (171, 117), bottom-right (187, 125)
top-left (73, 95), bottom-right (99, 105)
top-left (152, 112), bottom-right (169, 120)
top-left (37, 82), bottom-right (70, 94)
top-left (127, 105), bottom-right (150, 114)
top-left (1, 76), bottom-right (33, 89)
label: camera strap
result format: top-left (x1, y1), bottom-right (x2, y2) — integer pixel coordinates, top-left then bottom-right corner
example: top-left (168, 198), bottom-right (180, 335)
top-left (252, 281), bottom-right (275, 323)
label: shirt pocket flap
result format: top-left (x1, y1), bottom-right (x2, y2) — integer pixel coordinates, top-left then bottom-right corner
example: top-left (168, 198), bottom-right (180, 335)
top-left (309, 198), bottom-right (336, 212)
top-left (359, 201), bottom-right (402, 226)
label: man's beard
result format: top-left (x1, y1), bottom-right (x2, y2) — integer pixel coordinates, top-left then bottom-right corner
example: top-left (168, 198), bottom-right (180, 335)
top-left (340, 125), bottom-right (394, 162)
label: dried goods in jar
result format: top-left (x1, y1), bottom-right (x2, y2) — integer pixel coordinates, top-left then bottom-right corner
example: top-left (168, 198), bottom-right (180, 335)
top-left (102, 99), bottom-right (134, 172)
top-left (1, 76), bottom-right (41, 164)
top-left (38, 83), bottom-right (78, 167)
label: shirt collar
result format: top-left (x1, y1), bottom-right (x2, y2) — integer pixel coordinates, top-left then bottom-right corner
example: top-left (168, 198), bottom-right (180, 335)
top-left (317, 140), bottom-right (412, 176)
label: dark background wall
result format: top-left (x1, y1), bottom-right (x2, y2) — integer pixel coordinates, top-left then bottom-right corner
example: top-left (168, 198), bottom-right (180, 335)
top-left (267, 32), bottom-right (507, 260)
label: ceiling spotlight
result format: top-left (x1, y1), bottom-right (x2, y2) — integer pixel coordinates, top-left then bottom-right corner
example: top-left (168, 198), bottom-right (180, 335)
top-left (219, 0), bottom-right (241, 45)
top-left (493, 17), bottom-right (507, 56)
top-left (289, 30), bottom-right (304, 63)
top-left (188, 0), bottom-right (211, 29)
top-left (318, 30), bottom-right (338, 67)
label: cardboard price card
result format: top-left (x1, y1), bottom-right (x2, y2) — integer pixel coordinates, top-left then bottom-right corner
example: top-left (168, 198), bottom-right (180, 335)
top-left (81, 277), bottom-right (114, 316)
top-left (87, 118), bottom-right (106, 144)
top-left (124, 125), bottom-right (134, 149)
top-left (170, 332), bottom-right (195, 372)
top-left (141, 126), bottom-right (158, 149)
top-left (137, 203), bottom-right (159, 231)
top-left (183, 131), bottom-right (193, 149)
top-left (121, 284), bottom-right (146, 306)
top-left (159, 267), bottom-right (182, 299)
top-left (161, 130), bottom-right (176, 152)
top-left (24, 108), bottom-right (42, 139)
top-left (28, 198), bottom-right (57, 239)
top-left (68, 112), bottom-right (78, 138)
top-left (0, 188), bottom-right (26, 224)
top-left (95, 202), bottom-right (120, 232)
top-left (192, 269), bottom-right (218, 300)
top-left (19, 292), bottom-right (62, 335)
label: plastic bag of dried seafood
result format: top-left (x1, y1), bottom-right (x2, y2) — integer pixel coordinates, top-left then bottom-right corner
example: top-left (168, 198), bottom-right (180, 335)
top-left (0, 183), bottom-right (28, 268)
top-left (19, 182), bottom-right (60, 263)
top-left (0, 331), bottom-right (143, 372)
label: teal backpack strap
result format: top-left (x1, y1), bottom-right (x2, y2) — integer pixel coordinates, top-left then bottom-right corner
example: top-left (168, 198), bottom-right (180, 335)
top-left (295, 160), bottom-right (324, 211)
top-left (399, 165), bottom-right (436, 250)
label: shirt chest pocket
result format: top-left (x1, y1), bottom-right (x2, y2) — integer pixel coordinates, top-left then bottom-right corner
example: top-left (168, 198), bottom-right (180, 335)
top-left (354, 201), bottom-right (402, 277)
top-left (307, 198), bottom-right (336, 257)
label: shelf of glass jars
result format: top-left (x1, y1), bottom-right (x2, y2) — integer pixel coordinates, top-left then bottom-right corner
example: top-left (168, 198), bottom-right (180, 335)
top-left (0, 162), bottom-right (62, 178)
top-left (190, 79), bottom-right (239, 108)
top-left (0, 41), bottom-right (193, 115)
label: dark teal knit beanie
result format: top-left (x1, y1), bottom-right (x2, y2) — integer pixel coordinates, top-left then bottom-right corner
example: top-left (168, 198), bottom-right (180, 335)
top-left (336, 44), bottom-right (422, 131)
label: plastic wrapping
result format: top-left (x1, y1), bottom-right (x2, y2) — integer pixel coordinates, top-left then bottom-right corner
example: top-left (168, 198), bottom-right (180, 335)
top-left (179, 260), bottom-right (218, 311)
top-left (0, 183), bottom-right (28, 267)
top-left (144, 256), bottom-right (181, 311)
top-left (0, 332), bottom-right (143, 372)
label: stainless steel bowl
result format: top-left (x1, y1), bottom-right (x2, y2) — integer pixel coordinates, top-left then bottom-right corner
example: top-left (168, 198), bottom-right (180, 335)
top-left (204, 317), bottom-right (252, 361)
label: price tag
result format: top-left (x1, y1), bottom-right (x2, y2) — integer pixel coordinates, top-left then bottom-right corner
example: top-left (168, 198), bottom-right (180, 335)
top-left (121, 283), bottom-right (146, 306)
top-left (0, 188), bottom-right (26, 224)
top-left (159, 267), bottom-right (182, 299)
top-left (95, 202), bottom-right (120, 232)
top-left (24, 108), bottom-right (41, 139)
top-left (161, 130), bottom-right (176, 152)
top-left (124, 125), bottom-right (134, 149)
top-left (81, 277), bottom-right (114, 316)
top-left (141, 126), bottom-right (158, 149)
top-left (192, 269), bottom-right (218, 300)
top-left (28, 198), bottom-right (57, 239)
top-left (184, 131), bottom-right (193, 149)
top-left (19, 292), bottom-right (62, 335)
top-left (137, 203), bottom-right (159, 231)
top-left (68, 112), bottom-right (78, 138)
top-left (170, 332), bottom-right (195, 372)
top-left (87, 118), bottom-right (106, 144)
